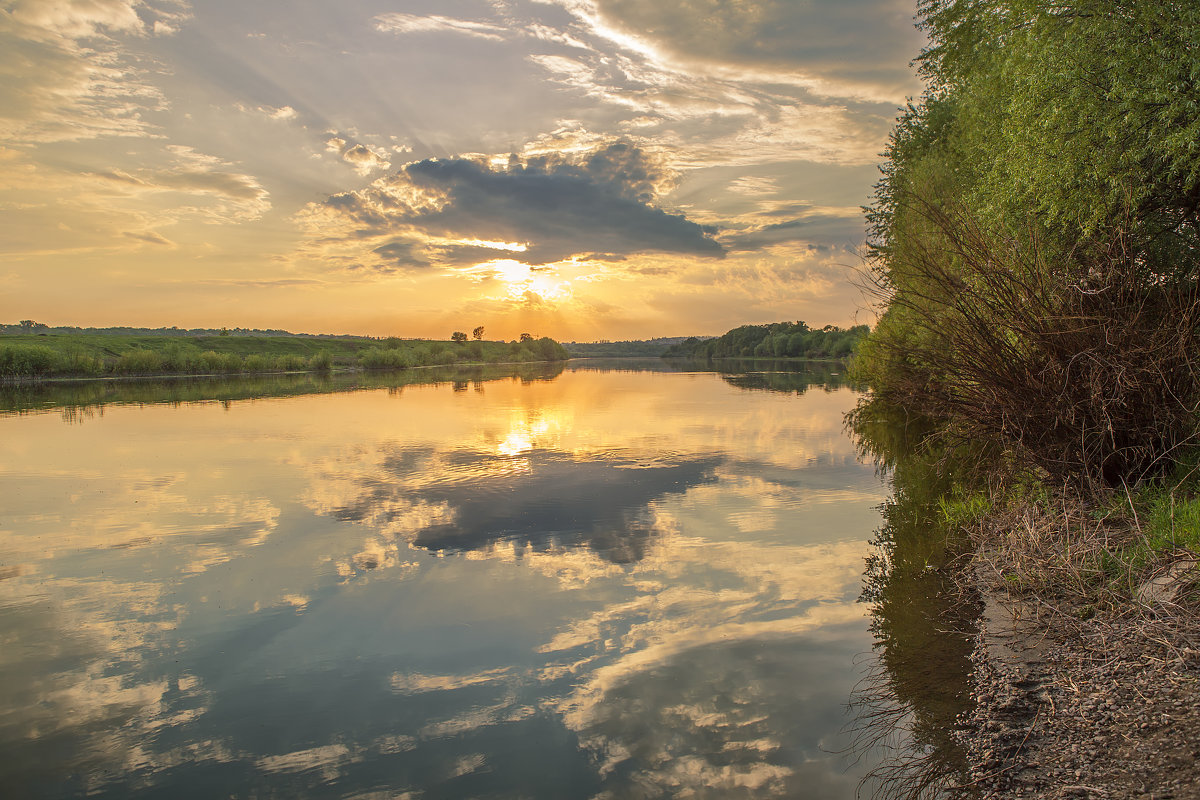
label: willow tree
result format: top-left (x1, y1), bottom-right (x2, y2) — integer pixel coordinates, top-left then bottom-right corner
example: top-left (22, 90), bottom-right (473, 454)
top-left (857, 0), bottom-right (1200, 487)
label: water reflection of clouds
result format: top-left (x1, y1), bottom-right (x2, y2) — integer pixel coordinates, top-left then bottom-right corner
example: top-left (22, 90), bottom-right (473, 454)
top-left (573, 631), bottom-right (872, 799)
top-left (285, 375), bottom-right (883, 795)
top-left (306, 443), bottom-right (720, 564)
top-left (0, 371), bottom-right (887, 797)
top-left (1, 465), bottom-right (280, 579)
top-left (0, 592), bottom-right (217, 795)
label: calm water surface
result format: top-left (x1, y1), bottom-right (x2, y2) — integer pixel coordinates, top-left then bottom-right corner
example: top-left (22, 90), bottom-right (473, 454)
top-left (0, 363), bottom-right (892, 798)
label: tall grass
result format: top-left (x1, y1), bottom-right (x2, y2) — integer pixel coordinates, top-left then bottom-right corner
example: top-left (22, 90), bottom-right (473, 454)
top-left (0, 344), bottom-right (62, 377)
top-left (114, 349), bottom-right (165, 375)
top-left (308, 351), bottom-right (332, 372)
top-left (0, 333), bottom-right (569, 380)
top-left (359, 347), bottom-right (413, 370)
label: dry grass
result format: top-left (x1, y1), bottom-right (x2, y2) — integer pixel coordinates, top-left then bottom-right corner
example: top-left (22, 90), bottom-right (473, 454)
top-left (965, 491), bottom-right (1200, 662)
top-left (861, 187), bottom-right (1200, 491)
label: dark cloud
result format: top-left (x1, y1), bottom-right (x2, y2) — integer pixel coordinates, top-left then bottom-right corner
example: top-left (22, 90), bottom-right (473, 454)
top-left (590, 0), bottom-right (916, 90)
top-left (589, 0), bottom-right (924, 95)
top-left (316, 142), bottom-right (724, 268)
top-left (371, 238), bottom-right (430, 269)
top-left (724, 210), bottom-right (865, 251)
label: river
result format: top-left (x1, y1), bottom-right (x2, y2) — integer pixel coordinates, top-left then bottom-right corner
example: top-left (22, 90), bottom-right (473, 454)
top-left (0, 360), bottom-right (908, 798)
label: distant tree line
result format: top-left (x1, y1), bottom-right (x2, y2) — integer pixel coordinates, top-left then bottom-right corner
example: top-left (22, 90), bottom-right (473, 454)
top-left (0, 321), bottom-right (376, 339)
top-left (663, 322), bottom-right (868, 360)
top-left (564, 337), bottom-right (702, 358)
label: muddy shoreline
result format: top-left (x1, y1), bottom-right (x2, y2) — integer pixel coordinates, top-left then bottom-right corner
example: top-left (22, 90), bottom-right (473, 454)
top-left (953, 559), bottom-right (1200, 799)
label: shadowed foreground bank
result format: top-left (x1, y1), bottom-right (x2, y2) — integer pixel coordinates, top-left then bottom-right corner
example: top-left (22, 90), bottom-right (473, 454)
top-left (848, 400), bottom-right (1200, 799)
top-left (848, 1), bottom-right (1200, 795)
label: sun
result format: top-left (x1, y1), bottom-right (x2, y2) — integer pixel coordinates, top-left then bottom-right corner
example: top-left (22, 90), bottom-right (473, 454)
top-left (480, 259), bottom-right (573, 302)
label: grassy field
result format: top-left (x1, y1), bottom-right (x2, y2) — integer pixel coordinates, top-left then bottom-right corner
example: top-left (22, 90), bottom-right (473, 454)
top-left (0, 333), bottom-right (569, 380)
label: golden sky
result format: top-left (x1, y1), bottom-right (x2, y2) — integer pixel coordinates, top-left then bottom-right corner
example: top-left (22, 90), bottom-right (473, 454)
top-left (0, 0), bottom-right (924, 340)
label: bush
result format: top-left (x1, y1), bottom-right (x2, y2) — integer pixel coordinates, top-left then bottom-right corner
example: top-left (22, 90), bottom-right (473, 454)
top-left (359, 347), bottom-right (412, 370)
top-left (535, 337), bottom-right (569, 361)
top-left (409, 345), bottom-right (432, 366)
top-left (161, 342), bottom-right (201, 372)
top-left (276, 354), bottom-right (309, 371)
top-left (199, 350), bottom-right (242, 373)
top-left (308, 350), bottom-right (332, 372)
top-left (0, 344), bottom-right (62, 377)
top-left (115, 349), bottom-right (165, 375)
top-left (859, 191), bottom-right (1200, 488)
top-left (242, 354), bottom-right (271, 373)
top-left (61, 348), bottom-right (103, 376)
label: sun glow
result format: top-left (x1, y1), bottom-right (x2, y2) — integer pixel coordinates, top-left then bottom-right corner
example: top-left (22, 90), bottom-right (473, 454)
top-left (454, 238), bottom-right (528, 252)
top-left (496, 413), bottom-right (562, 457)
top-left (480, 259), bottom-right (574, 303)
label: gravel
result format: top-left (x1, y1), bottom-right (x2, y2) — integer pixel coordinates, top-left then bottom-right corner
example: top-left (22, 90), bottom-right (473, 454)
top-left (952, 573), bottom-right (1200, 799)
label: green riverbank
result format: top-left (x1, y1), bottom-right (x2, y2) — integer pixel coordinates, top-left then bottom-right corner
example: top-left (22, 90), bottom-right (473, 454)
top-left (0, 333), bottom-right (569, 380)
top-left (849, 1), bottom-right (1200, 794)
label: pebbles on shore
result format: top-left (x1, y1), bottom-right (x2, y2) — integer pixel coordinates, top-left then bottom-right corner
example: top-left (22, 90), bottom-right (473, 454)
top-left (954, 577), bottom-right (1200, 799)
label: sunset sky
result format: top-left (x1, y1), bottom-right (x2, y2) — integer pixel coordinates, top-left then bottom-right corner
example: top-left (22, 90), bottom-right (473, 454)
top-left (0, 0), bottom-right (924, 340)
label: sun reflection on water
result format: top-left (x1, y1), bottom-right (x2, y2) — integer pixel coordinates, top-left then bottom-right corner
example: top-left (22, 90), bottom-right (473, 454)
top-left (0, 365), bottom-right (888, 798)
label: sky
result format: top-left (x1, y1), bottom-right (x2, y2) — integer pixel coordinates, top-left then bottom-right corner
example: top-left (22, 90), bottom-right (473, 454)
top-left (0, 0), bottom-right (925, 341)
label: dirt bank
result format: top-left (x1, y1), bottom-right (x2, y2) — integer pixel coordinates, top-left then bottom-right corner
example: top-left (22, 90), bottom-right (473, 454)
top-left (955, 552), bottom-right (1200, 798)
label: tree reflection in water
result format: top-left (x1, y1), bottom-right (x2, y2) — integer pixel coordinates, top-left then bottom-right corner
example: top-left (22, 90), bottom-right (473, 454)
top-left (847, 399), bottom-right (982, 799)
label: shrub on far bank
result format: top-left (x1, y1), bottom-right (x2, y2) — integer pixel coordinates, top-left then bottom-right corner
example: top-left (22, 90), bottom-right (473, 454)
top-left (243, 354), bottom-right (271, 373)
top-left (200, 350), bottom-right (242, 373)
top-left (359, 346), bottom-right (413, 370)
top-left (308, 351), bottom-right (332, 372)
top-left (115, 349), bottom-right (165, 375)
top-left (0, 344), bottom-right (61, 378)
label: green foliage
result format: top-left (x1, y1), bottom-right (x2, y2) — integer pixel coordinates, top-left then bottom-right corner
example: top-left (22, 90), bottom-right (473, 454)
top-left (161, 342), bottom-right (202, 372)
top-left (1143, 492), bottom-right (1200, 555)
top-left (308, 350), bottom-right (332, 372)
top-left (0, 331), bottom-right (570, 380)
top-left (359, 346), bottom-right (413, 370)
top-left (858, 0), bottom-right (1200, 489)
top-left (663, 322), bottom-right (868, 360)
top-left (533, 337), bottom-right (568, 361)
top-left (200, 351), bottom-right (242, 373)
top-left (936, 490), bottom-right (991, 529)
top-left (0, 344), bottom-right (62, 377)
top-left (114, 349), bottom-right (165, 375)
top-left (276, 354), bottom-right (310, 371)
top-left (242, 354), bottom-right (271, 373)
top-left (59, 346), bottom-right (103, 376)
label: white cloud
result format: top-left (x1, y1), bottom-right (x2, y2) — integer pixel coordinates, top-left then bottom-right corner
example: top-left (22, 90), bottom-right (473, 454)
top-left (0, 1), bottom-right (191, 144)
top-left (237, 103), bottom-right (297, 121)
top-left (8, 0), bottom-right (148, 38)
top-left (340, 143), bottom-right (391, 176)
top-left (372, 13), bottom-right (510, 42)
